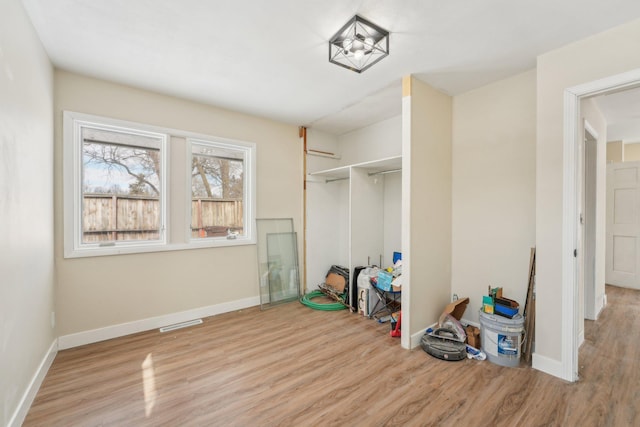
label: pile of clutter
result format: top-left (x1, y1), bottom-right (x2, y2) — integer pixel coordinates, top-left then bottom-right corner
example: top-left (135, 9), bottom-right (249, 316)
top-left (421, 297), bottom-right (486, 361)
top-left (482, 286), bottom-right (519, 318)
top-left (371, 259), bottom-right (403, 292)
top-left (352, 258), bottom-right (403, 337)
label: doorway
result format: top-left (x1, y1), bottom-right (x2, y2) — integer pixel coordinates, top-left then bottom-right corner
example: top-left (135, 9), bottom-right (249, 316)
top-left (563, 69), bottom-right (640, 382)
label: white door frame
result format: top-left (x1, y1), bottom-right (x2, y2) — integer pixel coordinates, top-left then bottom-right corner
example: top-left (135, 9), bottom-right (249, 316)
top-left (582, 121), bottom-right (598, 322)
top-left (562, 68), bottom-right (640, 382)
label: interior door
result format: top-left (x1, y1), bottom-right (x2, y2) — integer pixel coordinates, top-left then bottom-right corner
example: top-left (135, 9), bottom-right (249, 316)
top-left (606, 161), bottom-right (640, 289)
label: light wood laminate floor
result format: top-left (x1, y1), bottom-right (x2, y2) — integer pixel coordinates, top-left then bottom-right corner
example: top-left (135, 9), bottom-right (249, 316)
top-left (24, 285), bottom-right (639, 426)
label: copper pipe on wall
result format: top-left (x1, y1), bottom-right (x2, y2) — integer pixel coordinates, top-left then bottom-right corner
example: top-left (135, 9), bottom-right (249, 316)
top-left (299, 126), bottom-right (308, 294)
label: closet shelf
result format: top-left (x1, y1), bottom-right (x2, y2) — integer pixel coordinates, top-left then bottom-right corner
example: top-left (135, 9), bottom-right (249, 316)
top-left (308, 155), bottom-right (402, 181)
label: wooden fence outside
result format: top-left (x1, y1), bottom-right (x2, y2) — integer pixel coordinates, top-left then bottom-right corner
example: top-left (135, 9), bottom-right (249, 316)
top-left (82, 194), bottom-right (243, 242)
top-left (191, 197), bottom-right (243, 238)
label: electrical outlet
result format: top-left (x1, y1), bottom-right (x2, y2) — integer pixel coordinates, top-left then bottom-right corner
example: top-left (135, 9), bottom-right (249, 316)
top-left (51, 311), bottom-right (56, 329)
top-left (452, 293), bottom-right (458, 302)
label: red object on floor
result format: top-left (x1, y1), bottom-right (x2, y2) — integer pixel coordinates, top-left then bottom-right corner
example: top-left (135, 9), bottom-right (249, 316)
top-left (390, 311), bottom-right (401, 337)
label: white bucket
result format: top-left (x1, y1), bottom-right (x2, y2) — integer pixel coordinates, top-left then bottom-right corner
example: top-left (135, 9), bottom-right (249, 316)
top-left (479, 310), bottom-right (524, 367)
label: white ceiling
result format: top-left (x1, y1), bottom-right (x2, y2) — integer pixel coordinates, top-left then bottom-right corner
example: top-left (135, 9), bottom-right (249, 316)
top-left (20, 0), bottom-right (640, 135)
top-left (593, 87), bottom-right (640, 143)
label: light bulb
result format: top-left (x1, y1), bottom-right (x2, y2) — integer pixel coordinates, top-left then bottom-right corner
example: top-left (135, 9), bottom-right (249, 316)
top-left (342, 38), bottom-right (353, 50)
top-left (364, 37), bottom-right (374, 51)
top-left (354, 49), bottom-right (364, 61)
top-left (352, 39), bottom-right (364, 51)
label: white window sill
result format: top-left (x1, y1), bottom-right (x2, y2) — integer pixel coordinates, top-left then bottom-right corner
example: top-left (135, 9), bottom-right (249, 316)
top-left (63, 237), bottom-right (257, 259)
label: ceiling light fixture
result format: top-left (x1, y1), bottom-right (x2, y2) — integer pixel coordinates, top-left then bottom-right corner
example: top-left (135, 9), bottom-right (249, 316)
top-left (329, 15), bottom-right (389, 73)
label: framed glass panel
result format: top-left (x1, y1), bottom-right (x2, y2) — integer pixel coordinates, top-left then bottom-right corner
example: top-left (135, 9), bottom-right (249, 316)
top-left (257, 218), bottom-right (300, 309)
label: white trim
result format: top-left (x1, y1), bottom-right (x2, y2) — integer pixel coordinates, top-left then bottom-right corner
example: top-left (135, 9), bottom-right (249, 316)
top-left (186, 137), bottom-right (256, 245)
top-left (410, 322), bottom-right (438, 349)
top-left (63, 111), bottom-right (257, 259)
top-left (595, 292), bottom-right (607, 319)
top-left (400, 94), bottom-right (411, 350)
top-left (561, 68), bottom-right (640, 383)
top-left (532, 353), bottom-right (564, 380)
top-left (562, 89), bottom-right (580, 383)
top-left (582, 122), bottom-right (598, 321)
top-left (64, 111), bottom-right (169, 258)
top-left (578, 329), bottom-right (585, 348)
top-left (8, 339), bottom-right (58, 427)
top-left (159, 319), bottom-right (203, 333)
top-left (584, 120), bottom-right (599, 141)
top-left (58, 296), bottom-right (259, 349)
top-left (61, 236), bottom-right (257, 258)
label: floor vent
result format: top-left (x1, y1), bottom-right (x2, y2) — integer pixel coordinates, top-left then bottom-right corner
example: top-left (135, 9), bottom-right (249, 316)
top-left (159, 319), bottom-right (203, 333)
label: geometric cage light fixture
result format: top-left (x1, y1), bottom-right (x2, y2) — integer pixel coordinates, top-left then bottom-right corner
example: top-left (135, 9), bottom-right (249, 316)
top-left (329, 15), bottom-right (389, 73)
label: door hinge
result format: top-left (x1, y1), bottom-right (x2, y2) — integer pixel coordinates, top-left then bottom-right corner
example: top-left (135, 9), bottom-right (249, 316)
top-left (574, 249), bottom-right (578, 257)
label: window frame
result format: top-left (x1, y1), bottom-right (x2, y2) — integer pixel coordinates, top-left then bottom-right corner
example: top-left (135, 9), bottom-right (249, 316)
top-left (186, 137), bottom-right (256, 248)
top-left (63, 111), bottom-right (257, 258)
top-left (63, 111), bottom-right (169, 258)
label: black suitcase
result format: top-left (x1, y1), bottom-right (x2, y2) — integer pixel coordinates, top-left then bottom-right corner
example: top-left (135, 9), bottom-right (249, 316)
top-left (350, 266), bottom-right (368, 312)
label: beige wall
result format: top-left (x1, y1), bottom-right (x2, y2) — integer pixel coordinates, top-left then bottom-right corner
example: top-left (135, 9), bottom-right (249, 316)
top-left (402, 76), bottom-right (452, 347)
top-left (338, 115), bottom-right (402, 166)
top-left (536, 17), bottom-right (640, 372)
top-left (623, 142), bottom-right (640, 161)
top-left (54, 71), bottom-right (302, 338)
top-left (451, 70), bottom-right (537, 324)
top-left (0, 0), bottom-right (55, 424)
top-left (607, 140), bottom-right (624, 162)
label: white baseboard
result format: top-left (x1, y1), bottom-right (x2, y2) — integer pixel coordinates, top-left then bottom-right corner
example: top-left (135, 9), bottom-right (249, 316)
top-left (58, 296), bottom-right (260, 350)
top-left (532, 352), bottom-right (564, 379)
top-left (578, 329), bottom-right (585, 348)
top-left (410, 322), bottom-right (438, 349)
top-left (8, 339), bottom-right (58, 427)
top-left (593, 292), bottom-right (607, 320)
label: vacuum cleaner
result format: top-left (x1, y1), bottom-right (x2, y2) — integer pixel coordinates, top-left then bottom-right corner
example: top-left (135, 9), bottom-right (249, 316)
top-left (420, 327), bottom-right (467, 361)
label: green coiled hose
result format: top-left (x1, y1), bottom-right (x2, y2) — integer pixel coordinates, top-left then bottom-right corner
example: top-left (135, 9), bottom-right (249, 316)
top-left (300, 290), bottom-right (347, 311)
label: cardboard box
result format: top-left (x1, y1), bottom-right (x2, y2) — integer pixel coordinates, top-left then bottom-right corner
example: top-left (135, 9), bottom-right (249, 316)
top-left (443, 297), bottom-right (469, 320)
top-left (465, 325), bottom-right (480, 349)
top-left (325, 272), bottom-right (347, 292)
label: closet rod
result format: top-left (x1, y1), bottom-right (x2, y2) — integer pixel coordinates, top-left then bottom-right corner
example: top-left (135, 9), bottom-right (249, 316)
top-left (307, 148), bottom-right (341, 159)
top-left (368, 168), bottom-right (401, 177)
top-left (326, 177), bottom-right (350, 183)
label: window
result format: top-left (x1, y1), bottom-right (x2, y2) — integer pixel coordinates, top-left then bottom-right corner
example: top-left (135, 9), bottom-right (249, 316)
top-left (188, 138), bottom-right (254, 244)
top-left (63, 111), bottom-right (256, 258)
top-left (64, 112), bottom-right (167, 257)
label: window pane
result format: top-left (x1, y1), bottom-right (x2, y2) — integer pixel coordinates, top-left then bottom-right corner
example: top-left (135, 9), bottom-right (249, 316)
top-left (191, 142), bottom-right (245, 239)
top-left (81, 126), bottom-right (163, 243)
